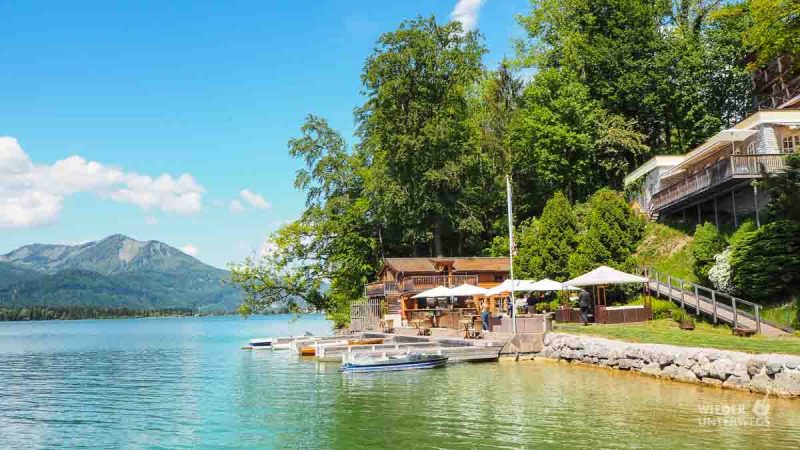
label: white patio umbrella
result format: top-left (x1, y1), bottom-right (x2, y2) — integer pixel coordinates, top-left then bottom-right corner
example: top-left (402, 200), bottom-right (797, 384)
top-left (528, 278), bottom-right (581, 292)
top-left (485, 279), bottom-right (536, 296)
top-left (448, 283), bottom-right (489, 297)
top-left (411, 285), bottom-right (454, 298)
top-left (564, 266), bottom-right (648, 287)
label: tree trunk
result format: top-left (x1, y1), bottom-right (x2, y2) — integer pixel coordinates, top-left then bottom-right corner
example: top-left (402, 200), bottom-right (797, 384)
top-left (433, 220), bottom-right (443, 257)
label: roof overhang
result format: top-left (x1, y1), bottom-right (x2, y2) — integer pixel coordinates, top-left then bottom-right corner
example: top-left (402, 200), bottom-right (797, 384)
top-left (661, 129), bottom-right (757, 183)
top-left (623, 155), bottom-right (686, 186)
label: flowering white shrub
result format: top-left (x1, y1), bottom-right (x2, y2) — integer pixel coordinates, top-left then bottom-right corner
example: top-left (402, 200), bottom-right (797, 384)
top-left (708, 247), bottom-right (735, 294)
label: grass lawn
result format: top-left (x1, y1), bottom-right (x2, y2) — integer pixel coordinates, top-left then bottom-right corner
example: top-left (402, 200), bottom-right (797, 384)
top-left (555, 319), bottom-right (800, 355)
top-left (634, 222), bottom-right (697, 283)
top-left (760, 302), bottom-right (799, 329)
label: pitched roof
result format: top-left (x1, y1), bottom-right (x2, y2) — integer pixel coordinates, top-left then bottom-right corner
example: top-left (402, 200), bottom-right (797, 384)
top-left (383, 257), bottom-right (509, 274)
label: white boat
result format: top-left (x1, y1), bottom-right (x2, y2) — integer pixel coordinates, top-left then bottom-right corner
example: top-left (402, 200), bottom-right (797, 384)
top-left (248, 337), bottom-right (275, 350)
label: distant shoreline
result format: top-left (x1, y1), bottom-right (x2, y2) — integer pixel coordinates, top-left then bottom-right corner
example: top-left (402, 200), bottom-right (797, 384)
top-left (0, 307), bottom-right (323, 323)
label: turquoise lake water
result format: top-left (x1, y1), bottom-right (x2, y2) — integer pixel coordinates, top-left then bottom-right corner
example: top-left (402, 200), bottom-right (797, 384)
top-left (1, 315), bottom-right (799, 449)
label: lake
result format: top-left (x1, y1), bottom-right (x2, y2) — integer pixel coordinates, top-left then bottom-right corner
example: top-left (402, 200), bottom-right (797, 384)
top-left (1, 315), bottom-right (798, 449)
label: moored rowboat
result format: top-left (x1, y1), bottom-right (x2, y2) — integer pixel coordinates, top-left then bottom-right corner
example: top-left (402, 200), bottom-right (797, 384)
top-left (340, 353), bottom-right (448, 373)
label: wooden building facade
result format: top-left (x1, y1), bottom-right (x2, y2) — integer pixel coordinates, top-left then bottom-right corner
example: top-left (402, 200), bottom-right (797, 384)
top-left (364, 257), bottom-right (510, 326)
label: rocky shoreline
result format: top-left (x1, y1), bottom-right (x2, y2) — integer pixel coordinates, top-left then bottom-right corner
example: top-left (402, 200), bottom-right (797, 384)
top-left (534, 333), bottom-right (800, 398)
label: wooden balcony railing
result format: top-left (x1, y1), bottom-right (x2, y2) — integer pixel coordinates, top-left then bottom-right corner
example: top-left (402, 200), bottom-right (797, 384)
top-left (364, 281), bottom-right (400, 297)
top-left (731, 154), bottom-right (787, 175)
top-left (364, 275), bottom-right (480, 297)
top-left (401, 275), bottom-right (479, 293)
top-left (651, 154), bottom-right (787, 212)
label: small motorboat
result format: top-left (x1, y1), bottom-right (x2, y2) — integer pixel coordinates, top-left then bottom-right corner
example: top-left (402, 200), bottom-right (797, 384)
top-left (247, 338), bottom-right (274, 350)
top-left (340, 353), bottom-right (448, 373)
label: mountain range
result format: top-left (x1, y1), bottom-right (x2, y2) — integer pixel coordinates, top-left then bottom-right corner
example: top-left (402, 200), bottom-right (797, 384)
top-left (0, 234), bottom-right (242, 312)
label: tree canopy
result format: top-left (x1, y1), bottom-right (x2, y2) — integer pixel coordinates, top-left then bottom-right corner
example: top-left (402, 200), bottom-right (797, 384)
top-left (229, 4), bottom-right (794, 326)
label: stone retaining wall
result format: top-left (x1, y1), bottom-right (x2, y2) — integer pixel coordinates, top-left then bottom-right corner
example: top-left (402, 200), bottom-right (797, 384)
top-left (535, 333), bottom-right (800, 398)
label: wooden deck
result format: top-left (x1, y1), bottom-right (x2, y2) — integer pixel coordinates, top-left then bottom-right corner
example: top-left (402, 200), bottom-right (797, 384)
top-left (647, 269), bottom-right (791, 336)
top-left (651, 154), bottom-right (786, 213)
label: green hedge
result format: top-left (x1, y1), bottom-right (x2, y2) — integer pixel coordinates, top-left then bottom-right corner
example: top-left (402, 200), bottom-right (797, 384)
top-left (730, 220), bottom-right (800, 303)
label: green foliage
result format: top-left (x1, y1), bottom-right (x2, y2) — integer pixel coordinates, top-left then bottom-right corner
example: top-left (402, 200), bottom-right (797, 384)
top-left (516, 0), bottom-right (753, 155)
top-left (727, 219), bottom-right (757, 247)
top-left (0, 306), bottom-right (200, 322)
top-left (690, 222), bottom-right (726, 282)
top-left (509, 69), bottom-right (647, 208)
top-left (634, 222), bottom-right (697, 283)
top-left (760, 301), bottom-right (799, 329)
top-left (743, 0), bottom-right (800, 68)
top-left (516, 192), bottom-right (577, 281)
top-left (627, 296), bottom-right (680, 320)
top-left (483, 235), bottom-right (509, 257)
top-left (357, 16), bottom-right (489, 256)
top-left (231, 115), bottom-right (377, 328)
top-left (730, 220), bottom-right (800, 303)
top-left (763, 154), bottom-right (800, 222)
top-left (568, 189), bottom-right (646, 277)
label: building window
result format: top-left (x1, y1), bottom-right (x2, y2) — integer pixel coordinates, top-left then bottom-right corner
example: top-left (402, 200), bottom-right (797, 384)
top-left (494, 274), bottom-right (505, 281)
top-left (745, 141), bottom-right (757, 155)
top-left (783, 135), bottom-right (800, 154)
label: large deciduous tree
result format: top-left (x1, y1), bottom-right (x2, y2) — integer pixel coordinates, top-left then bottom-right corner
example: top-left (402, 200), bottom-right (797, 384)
top-left (357, 16), bottom-right (487, 257)
top-left (231, 115), bottom-right (378, 327)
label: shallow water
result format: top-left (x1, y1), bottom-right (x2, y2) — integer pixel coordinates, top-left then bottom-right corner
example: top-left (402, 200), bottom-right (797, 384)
top-left (0, 315), bottom-right (798, 449)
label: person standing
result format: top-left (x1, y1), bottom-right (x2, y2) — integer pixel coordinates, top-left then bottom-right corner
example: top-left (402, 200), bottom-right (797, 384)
top-left (481, 300), bottom-right (490, 332)
top-left (579, 289), bottom-right (592, 325)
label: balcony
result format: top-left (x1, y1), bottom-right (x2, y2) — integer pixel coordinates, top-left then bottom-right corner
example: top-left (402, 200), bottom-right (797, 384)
top-left (364, 274), bottom-right (480, 298)
top-left (651, 154), bottom-right (787, 213)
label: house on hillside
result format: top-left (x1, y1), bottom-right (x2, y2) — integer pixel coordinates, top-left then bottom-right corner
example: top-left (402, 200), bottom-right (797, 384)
top-left (362, 257), bottom-right (509, 327)
top-left (626, 109), bottom-right (800, 228)
top-left (626, 53), bottom-right (800, 228)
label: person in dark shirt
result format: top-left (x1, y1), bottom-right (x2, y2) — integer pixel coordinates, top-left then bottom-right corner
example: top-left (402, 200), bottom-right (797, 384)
top-left (526, 294), bottom-right (536, 314)
top-left (578, 289), bottom-right (592, 325)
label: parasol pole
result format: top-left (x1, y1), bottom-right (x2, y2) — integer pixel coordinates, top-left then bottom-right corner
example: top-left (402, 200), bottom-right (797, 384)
top-left (506, 174), bottom-right (517, 334)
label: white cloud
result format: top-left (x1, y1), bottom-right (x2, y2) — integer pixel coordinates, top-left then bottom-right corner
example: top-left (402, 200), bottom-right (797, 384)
top-left (450, 0), bottom-right (486, 32)
top-left (239, 189), bottom-right (271, 210)
top-left (0, 190), bottom-right (62, 229)
top-left (144, 216), bottom-right (158, 225)
top-left (0, 137), bottom-right (205, 229)
top-left (229, 199), bottom-right (246, 213)
top-left (180, 244), bottom-right (199, 257)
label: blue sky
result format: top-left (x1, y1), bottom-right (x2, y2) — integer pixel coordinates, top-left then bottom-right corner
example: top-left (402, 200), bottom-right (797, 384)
top-left (0, 0), bottom-right (528, 268)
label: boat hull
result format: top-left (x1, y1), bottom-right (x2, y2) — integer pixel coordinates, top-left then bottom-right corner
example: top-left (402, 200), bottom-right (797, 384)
top-left (341, 355), bottom-right (448, 373)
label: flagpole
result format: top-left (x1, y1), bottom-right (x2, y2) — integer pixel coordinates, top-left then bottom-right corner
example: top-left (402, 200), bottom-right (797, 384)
top-left (506, 174), bottom-right (517, 334)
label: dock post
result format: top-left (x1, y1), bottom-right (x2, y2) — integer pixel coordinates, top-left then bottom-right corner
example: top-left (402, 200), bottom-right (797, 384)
top-left (694, 285), bottom-right (700, 316)
top-left (755, 305), bottom-right (761, 334)
top-left (667, 276), bottom-right (672, 301)
top-left (680, 280), bottom-right (685, 309)
top-left (655, 272), bottom-right (660, 298)
top-left (711, 291), bottom-right (717, 324)
top-left (732, 298), bottom-right (738, 329)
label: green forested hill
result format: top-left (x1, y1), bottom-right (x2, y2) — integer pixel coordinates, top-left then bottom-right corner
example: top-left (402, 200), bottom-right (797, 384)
top-left (0, 235), bottom-right (241, 312)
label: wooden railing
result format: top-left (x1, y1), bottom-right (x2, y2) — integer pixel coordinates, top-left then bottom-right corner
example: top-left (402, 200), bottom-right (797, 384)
top-left (364, 281), bottom-right (400, 297)
top-left (402, 275), bottom-right (479, 293)
top-left (731, 154), bottom-right (787, 175)
top-left (364, 275), bottom-right (480, 297)
top-left (651, 154), bottom-right (787, 212)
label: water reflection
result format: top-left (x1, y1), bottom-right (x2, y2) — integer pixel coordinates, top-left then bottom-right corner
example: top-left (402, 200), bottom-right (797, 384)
top-left (0, 317), bottom-right (798, 449)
